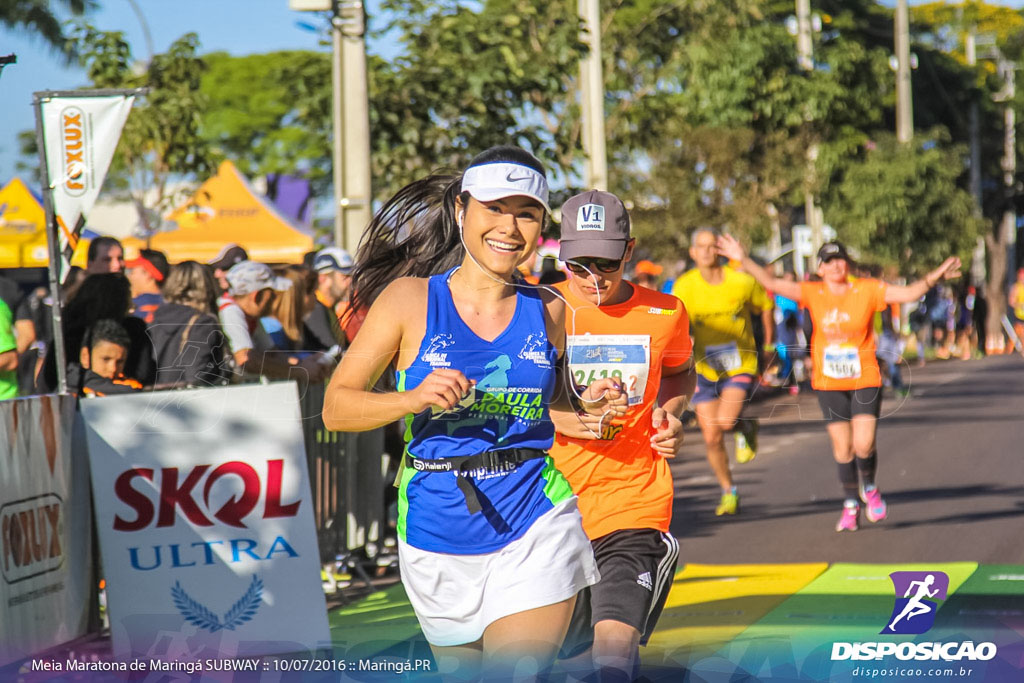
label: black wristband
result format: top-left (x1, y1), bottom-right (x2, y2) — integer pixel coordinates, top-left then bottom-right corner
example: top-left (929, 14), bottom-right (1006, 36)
top-left (568, 386), bottom-right (583, 413)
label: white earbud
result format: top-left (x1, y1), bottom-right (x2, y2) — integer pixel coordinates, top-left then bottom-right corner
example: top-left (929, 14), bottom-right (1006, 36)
top-left (457, 211), bottom-right (465, 228)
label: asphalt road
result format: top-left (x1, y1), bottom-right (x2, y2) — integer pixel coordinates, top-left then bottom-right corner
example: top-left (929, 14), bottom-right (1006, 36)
top-left (669, 354), bottom-right (1024, 565)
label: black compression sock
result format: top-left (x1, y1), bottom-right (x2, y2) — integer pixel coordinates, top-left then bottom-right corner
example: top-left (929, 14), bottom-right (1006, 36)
top-left (838, 460), bottom-right (859, 503)
top-left (855, 450), bottom-right (878, 488)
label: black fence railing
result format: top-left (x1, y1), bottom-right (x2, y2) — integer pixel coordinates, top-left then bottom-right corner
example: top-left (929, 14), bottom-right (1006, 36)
top-left (297, 380), bottom-right (387, 583)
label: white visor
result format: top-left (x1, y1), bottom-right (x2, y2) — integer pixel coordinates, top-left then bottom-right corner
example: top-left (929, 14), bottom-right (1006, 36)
top-left (461, 162), bottom-right (550, 212)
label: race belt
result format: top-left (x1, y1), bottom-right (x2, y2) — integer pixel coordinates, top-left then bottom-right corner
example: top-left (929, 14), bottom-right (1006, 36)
top-left (407, 448), bottom-right (548, 514)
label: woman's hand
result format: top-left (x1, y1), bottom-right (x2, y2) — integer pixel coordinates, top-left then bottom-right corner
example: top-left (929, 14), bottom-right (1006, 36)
top-left (716, 233), bottom-right (748, 263)
top-left (650, 407), bottom-right (684, 458)
top-left (404, 369), bottom-right (474, 413)
top-left (579, 377), bottom-right (628, 418)
top-left (933, 257), bottom-right (963, 283)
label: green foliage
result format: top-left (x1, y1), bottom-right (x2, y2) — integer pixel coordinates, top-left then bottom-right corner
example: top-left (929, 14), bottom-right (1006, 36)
top-left (912, 1), bottom-right (1024, 62)
top-left (201, 51), bottom-right (332, 194)
top-left (617, 0), bottom-right (892, 258)
top-left (373, 0), bottom-right (586, 194)
top-left (49, 0), bottom-right (1000, 278)
top-left (0, 0), bottom-right (92, 64)
top-left (69, 25), bottom-right (216, 234)
top-left (823, 131), bottom-right (982, 273)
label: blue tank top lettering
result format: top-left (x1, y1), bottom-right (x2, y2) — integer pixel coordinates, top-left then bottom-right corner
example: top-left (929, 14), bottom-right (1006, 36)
top-left (396, 268), bottom-right (571, 554)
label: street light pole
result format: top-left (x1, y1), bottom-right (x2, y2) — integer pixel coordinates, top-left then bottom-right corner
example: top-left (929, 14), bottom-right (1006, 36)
top-left (578, 0), bottom-right (607, 190)
top-left (796, 0), bottom-right (823, 257)
top-left (340, 0), bottom-right (372, 254)
top-left (998, 59), bottom-right (1017, 287)
top-left (796, 0), bottom-right (813, 71)
top-left (895, 0), bottom-right (914, 144)
top-left (293, 0), bottom-right (371, 253)
top-left (331, 0), bottom-right (345, 250)
top-left (966, 29), bottom-right (986, 286)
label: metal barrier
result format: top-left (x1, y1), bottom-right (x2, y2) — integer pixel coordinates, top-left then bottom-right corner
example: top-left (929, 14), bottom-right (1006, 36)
top-left (298, 380), bottom-right (388, 572)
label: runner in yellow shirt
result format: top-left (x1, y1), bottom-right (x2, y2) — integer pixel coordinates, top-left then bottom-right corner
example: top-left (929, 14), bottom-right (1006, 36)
top-left (672, 228), bottom-right (772, 516)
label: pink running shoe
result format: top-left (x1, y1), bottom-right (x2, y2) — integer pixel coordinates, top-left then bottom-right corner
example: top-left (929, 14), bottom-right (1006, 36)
top-left (836, 503), bottom-right (860, 532)
top-left (861, 486), bottom-right (888, 523)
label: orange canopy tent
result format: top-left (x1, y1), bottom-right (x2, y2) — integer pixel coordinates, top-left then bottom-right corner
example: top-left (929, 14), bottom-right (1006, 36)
top-left (123, 160), bottom-right (315, 264)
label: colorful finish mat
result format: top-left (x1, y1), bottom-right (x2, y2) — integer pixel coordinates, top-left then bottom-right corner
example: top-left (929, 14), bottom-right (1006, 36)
top-left (327, 563), bottom-right (1024, 682)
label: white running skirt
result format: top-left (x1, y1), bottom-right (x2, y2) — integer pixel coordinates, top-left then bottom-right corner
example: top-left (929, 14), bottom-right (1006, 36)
top-left (398, 497), bottom-right (600, 647)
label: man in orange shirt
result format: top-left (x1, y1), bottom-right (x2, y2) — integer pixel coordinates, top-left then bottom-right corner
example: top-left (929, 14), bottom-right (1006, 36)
top-left (550, 190), bottom-right (695, 681)
top-left (718, 237), bottom-right (961, 532)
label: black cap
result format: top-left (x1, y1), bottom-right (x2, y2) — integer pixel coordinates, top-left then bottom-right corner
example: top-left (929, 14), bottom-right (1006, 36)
top-left (208, 244), bottom-right (248, 271)
top-left (817, 241), bottom-right (850, 263)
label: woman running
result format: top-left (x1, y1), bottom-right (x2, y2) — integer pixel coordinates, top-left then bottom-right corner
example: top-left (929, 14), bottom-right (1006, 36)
top-left (716, 235), bottom-right (960, 532)
top-left (323, 146), bottom-right (625, 678)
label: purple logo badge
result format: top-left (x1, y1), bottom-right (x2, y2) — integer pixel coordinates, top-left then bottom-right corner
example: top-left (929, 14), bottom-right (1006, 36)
top-left (881, 571), bottom-right (949, 635)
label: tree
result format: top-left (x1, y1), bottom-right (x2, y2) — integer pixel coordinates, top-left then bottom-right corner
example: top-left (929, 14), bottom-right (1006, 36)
top-left (373, 0), bottom-right (586, 196)
top-left (70, 25), bottom-right (217, 236)
top-left (201, 51), bottom-right (332, 196)
top-left (0, 0), bottom-right (93, 63)
top-left (910, 1), bottom-right (1024, 348)
top-left (617, 1), bottom-right (893, 259)
top-left (823, 131), bottom-right (982, 273)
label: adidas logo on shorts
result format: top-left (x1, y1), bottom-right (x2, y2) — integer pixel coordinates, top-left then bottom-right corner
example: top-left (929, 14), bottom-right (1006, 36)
top-left (637, 571), bottom-right (653, 591)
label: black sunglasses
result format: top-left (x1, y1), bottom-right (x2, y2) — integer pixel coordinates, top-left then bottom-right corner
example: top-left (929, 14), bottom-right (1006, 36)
top-left (565, 257), bottom-right (623, 275)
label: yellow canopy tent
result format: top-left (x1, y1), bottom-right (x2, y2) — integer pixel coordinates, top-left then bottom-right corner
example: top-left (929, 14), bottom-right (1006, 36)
top-left (0, 178), bottom-right (94, 270)
top-left (0, 178), bottom-right (50, 269)
top-left (122, 160), bottom-right (315, 264)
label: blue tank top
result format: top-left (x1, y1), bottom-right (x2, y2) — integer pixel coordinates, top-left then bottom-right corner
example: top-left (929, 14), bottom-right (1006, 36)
top-left (395, 268), bottom-right (574, 554)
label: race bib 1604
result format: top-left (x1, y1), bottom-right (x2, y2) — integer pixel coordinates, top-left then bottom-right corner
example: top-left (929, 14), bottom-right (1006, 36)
top-left (823, 344), bottom-right (861, 379)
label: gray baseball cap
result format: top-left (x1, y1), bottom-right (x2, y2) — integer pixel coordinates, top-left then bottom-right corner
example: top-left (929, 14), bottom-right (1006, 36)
top-left (313, 246), bottom-right (354, 274)
top-left (559, 190), bottom-right (631, 261)
top-left (226, 260), bottom-right (292, 297)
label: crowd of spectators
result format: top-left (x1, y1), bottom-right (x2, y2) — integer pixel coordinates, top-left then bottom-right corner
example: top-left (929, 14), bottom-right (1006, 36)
top-left (0, 236), bottom-right (1017, 403)
top-left (620, 254), bottom-right (998, 397)
top-left (0, 238), bottom-right (356, 400)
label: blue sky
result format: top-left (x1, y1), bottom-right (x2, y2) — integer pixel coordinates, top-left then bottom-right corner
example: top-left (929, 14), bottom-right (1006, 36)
top-left (2, 0), bottom-right (1024, 185)
top-left (0, 0), bottom-right (340, 180)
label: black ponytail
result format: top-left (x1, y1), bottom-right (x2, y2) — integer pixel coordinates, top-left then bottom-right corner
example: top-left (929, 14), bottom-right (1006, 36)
top-left (350, 145), bottom-right (547, 314)
top-left (349, 173), bottom-right (463, 316)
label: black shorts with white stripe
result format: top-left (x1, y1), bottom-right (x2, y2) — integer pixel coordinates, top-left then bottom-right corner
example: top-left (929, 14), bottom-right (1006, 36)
top-left (561, 528), bottom-right (679, 656)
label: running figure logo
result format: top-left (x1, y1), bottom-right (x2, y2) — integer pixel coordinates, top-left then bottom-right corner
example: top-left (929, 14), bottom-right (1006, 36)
top-left (517, 333), bottom-right (551, 367)
top-left (421, 333), bottom-right (455, 367)
top-left (881, 571), bottom-right (949, 635)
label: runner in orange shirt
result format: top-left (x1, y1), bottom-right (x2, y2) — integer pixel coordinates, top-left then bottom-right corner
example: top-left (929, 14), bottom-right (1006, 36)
top-left (717, 236), bottom-right (961, 532)
top-left (550, 191), bottom-right (695, 680)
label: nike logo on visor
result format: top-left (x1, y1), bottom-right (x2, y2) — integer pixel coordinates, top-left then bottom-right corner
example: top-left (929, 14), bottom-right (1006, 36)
top-left (506, 171), bottom-right (534, 182)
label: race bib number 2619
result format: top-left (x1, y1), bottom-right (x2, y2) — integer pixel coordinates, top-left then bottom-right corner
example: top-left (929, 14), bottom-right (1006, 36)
top-left (567, 334), bottom-right (651, 406)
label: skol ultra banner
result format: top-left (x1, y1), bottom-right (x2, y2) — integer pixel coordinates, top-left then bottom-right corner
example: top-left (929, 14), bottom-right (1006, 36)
top-left (38, 93), bottom-right (134, 279)
top-left (81, 383), bottom-right (330, 662)
top-left (0, 395), bottom-right (92, 667)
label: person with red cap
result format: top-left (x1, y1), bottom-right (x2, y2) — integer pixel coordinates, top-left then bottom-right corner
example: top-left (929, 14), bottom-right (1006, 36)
top-left (125, 248), bottom-right (170, 324)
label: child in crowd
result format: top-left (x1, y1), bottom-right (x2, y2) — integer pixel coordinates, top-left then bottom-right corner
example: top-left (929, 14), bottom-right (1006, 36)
top-left (78, 319), bottom-right (143, 397)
